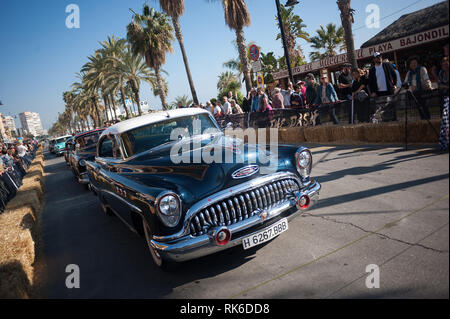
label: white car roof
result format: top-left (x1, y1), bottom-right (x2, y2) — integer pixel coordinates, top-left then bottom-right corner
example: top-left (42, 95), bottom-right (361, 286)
top-left (56, 135), bottom-right (72, 139)
top-left (101, 108), bottom-right (211, 136)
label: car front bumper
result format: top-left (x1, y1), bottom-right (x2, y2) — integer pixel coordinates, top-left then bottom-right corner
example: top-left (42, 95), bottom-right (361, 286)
top-left (151, 180), bottom-right (321, 262)
top-left (78, 171), bottom-right (89, 184)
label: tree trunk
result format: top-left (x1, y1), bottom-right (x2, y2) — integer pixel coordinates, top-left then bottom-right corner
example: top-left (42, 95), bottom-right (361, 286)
top-left (120, 86), bottom-right (130, 119)
top-left (172, 16), bottom-right (199, 105)
top-left (109, 94), bottom-right (118, 121)
top-left (92, 97), bottom-right (101, 128)
top-left (129, 80), bottom-right (142, 116)
top-left (102, 95), bottom-right (110, 123)
top-left (337, 0), bottom-right (357, 71)
top-left (154, 66), bottom-right (168, 110)
top-left (235, 27), bottom-right (252, 94)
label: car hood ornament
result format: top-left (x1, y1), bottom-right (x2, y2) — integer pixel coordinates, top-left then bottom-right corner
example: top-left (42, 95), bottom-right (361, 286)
top-left (231, 165), bottom-right (260, 179)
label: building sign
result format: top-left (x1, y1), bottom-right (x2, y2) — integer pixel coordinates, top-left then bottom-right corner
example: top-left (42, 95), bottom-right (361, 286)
top-left (273, 25), bottom-right (449, 80)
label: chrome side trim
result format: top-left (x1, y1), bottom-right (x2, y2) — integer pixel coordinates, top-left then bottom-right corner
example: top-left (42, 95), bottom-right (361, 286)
top-left (153, 171), bottom-right (302, 242)
top-left (100, 189), bottom-right (143, 214)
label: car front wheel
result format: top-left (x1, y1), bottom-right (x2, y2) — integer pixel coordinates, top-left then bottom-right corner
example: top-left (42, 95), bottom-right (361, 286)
top-left (142, 219), bottom-right (175, 270)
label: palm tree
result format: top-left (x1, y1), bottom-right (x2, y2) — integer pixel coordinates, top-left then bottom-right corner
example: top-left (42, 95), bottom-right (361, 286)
top-left (337, 0), bottom-right (357, 70)
top-left (99, 36), bottom-right (131, 119)
top-left (275, 4), bottom-right (309, 66)
top-left (72, 72), bottom-right (103, 127)
top-left (309, 23), bottom-right (345, 61)
top-left (217, 71), bottom-right (240, 91)
top-left (219, 0), bottom-right (252, 94)
top-left (81, 51), bottom-right (114, 122)
top-left (127, 4), bottom-right (174, 110)
top-left (107, 46), bottom-right (159, 116)
top-left (260, 52), bottom-right (278, 84)
top-left (170, 95), bottom-right (193, 109)
top-left (159, 0), bottom-right (199, 105)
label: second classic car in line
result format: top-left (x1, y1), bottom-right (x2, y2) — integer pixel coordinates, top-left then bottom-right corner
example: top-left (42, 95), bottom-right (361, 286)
top-left (85, 108), bottom-right (321, 269)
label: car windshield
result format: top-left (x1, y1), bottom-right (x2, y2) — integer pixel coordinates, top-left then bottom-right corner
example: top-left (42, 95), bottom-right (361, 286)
top-left (76, 131), bottom-right (102, 149)
top-left (120, 113), bottom-right (221, 158)
top-left (56, 137), bottom-right (69, 144)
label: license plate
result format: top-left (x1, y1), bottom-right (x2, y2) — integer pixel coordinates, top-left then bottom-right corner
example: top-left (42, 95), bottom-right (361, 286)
top-left (242, 218), bottom-right (288, 250)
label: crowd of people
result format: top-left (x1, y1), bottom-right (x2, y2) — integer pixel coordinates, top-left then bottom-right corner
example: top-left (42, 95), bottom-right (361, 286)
top-left (0, 138), bottom-right (39, 213)
top-left (172, 45), bottom-right (449, 150)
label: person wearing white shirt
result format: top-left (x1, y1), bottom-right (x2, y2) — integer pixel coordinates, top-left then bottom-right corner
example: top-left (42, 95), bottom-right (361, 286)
top-left (17, 143), bottom-right (28, 157)
top-left (222, 96), bottom-right (233, 115)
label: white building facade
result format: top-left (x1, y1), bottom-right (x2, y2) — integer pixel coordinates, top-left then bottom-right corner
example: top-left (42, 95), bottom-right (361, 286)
top-left (19, 111), bottom-right (44, 137)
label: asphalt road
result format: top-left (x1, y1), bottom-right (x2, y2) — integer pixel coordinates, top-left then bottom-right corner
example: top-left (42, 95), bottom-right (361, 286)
top-left (39, 144), bottom-right (449, 298)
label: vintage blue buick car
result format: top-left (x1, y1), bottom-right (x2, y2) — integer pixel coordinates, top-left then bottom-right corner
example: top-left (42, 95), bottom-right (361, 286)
top-left (86, 108), bottom-right (321, 268)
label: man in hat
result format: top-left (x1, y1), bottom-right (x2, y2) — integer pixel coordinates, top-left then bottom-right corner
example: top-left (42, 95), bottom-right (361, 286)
top-left (368, 52), bottom-right (398, 121)
top-left (338, 63), bottom-right (353, 101)
top-left (368, 52), bottom-right (398, 97)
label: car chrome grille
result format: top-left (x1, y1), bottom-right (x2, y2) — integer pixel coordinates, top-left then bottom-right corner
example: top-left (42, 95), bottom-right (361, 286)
top-left (189, 178), bottom-right (300, 236)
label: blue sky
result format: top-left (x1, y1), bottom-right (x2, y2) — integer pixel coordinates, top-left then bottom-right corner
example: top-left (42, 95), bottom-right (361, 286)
top-left (0, 0), bottom-right (444, 130)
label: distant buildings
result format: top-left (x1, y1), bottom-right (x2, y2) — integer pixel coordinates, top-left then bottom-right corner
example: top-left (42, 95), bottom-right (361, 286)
top-left (19, 111), bottom-right (44, 137)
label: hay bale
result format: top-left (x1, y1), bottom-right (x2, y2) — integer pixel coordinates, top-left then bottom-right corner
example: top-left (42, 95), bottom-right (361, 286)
top-left (279, 127), bottom-right (305, 144)
top-left (0, 204), bottom-right (37, 298)
top-left (20, 179), bottom-right (44, 201)
top-left (5, 190), bottom-right (41, 218)
top-left (305, 126), bottom-right (329, 143)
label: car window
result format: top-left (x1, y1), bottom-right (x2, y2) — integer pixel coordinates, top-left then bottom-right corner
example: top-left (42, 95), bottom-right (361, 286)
top-left (76, 131), bottom-right (102, 149)
top-left (98, 135), bottom-right (120, 158)
top-left (120, 113), bottom-right (220, 158)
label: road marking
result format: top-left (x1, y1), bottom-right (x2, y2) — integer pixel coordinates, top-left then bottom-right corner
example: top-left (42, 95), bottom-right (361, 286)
top-left (229, 193), bottom-right (449, 299)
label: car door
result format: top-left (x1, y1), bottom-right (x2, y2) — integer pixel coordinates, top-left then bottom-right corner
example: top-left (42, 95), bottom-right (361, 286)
top-left (96, 134), bottom-right (134, 227)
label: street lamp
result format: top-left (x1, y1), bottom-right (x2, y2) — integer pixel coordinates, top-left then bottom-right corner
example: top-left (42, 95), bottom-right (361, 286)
top-left (276, 0), bottom-right (299, 86)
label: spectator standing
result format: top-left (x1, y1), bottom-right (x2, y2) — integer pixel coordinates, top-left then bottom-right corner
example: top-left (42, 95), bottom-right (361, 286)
top-left (305, 73), bottom-right (319, 106)
top-left (257, 87), bottom-right (269, 112)
top-left (368, 52), bottom-right (398, 97)
top-left (1, 148), bottom-right (14, 168)
top-left (214, 101), bottom-right (223, 117)
top-left (338, 63), bottom-right (353, 100)
top-left (230, 99), bottom-right (243, 114)
top-left (314, 74), bottom-right (340, 125)
top-left (297, 81), bottom-right (307, 98)
top-left (271, 87), bottom-right (285, 109)
top-left (392, 63), bottom-right (402, 92)
top-left (351, 68), bottom-right (371, 123)
top-left (290, 84), bottom-right (305, 108)
top-left (206, 101), bottom-right (214, 114)
top-left (405, 55), bottom-right (432, 120)
top-left (249, 88), bottom-right (260, 112)
top-left (259, 96), bottom-right (273, 112)
top-left (438, 56), bottom-right (449, 150)
top-left (281, 82), bottom-right (294, 108)
top-left (438, 57), bottom-right (449, 97)
top-left (222, 96), bottom-right (233, 115)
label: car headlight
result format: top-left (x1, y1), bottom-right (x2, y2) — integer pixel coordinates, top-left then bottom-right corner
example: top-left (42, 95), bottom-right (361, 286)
top-left (295, 147), bottom-right (312, 179)
top-left (156, 192), bottom-right (182, 227)
top-left (79, 159), bottom-right (86, 167)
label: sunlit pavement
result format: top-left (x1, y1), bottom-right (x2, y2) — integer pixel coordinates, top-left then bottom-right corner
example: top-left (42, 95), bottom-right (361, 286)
top-left (39, 144), bottom-right (449, 298)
